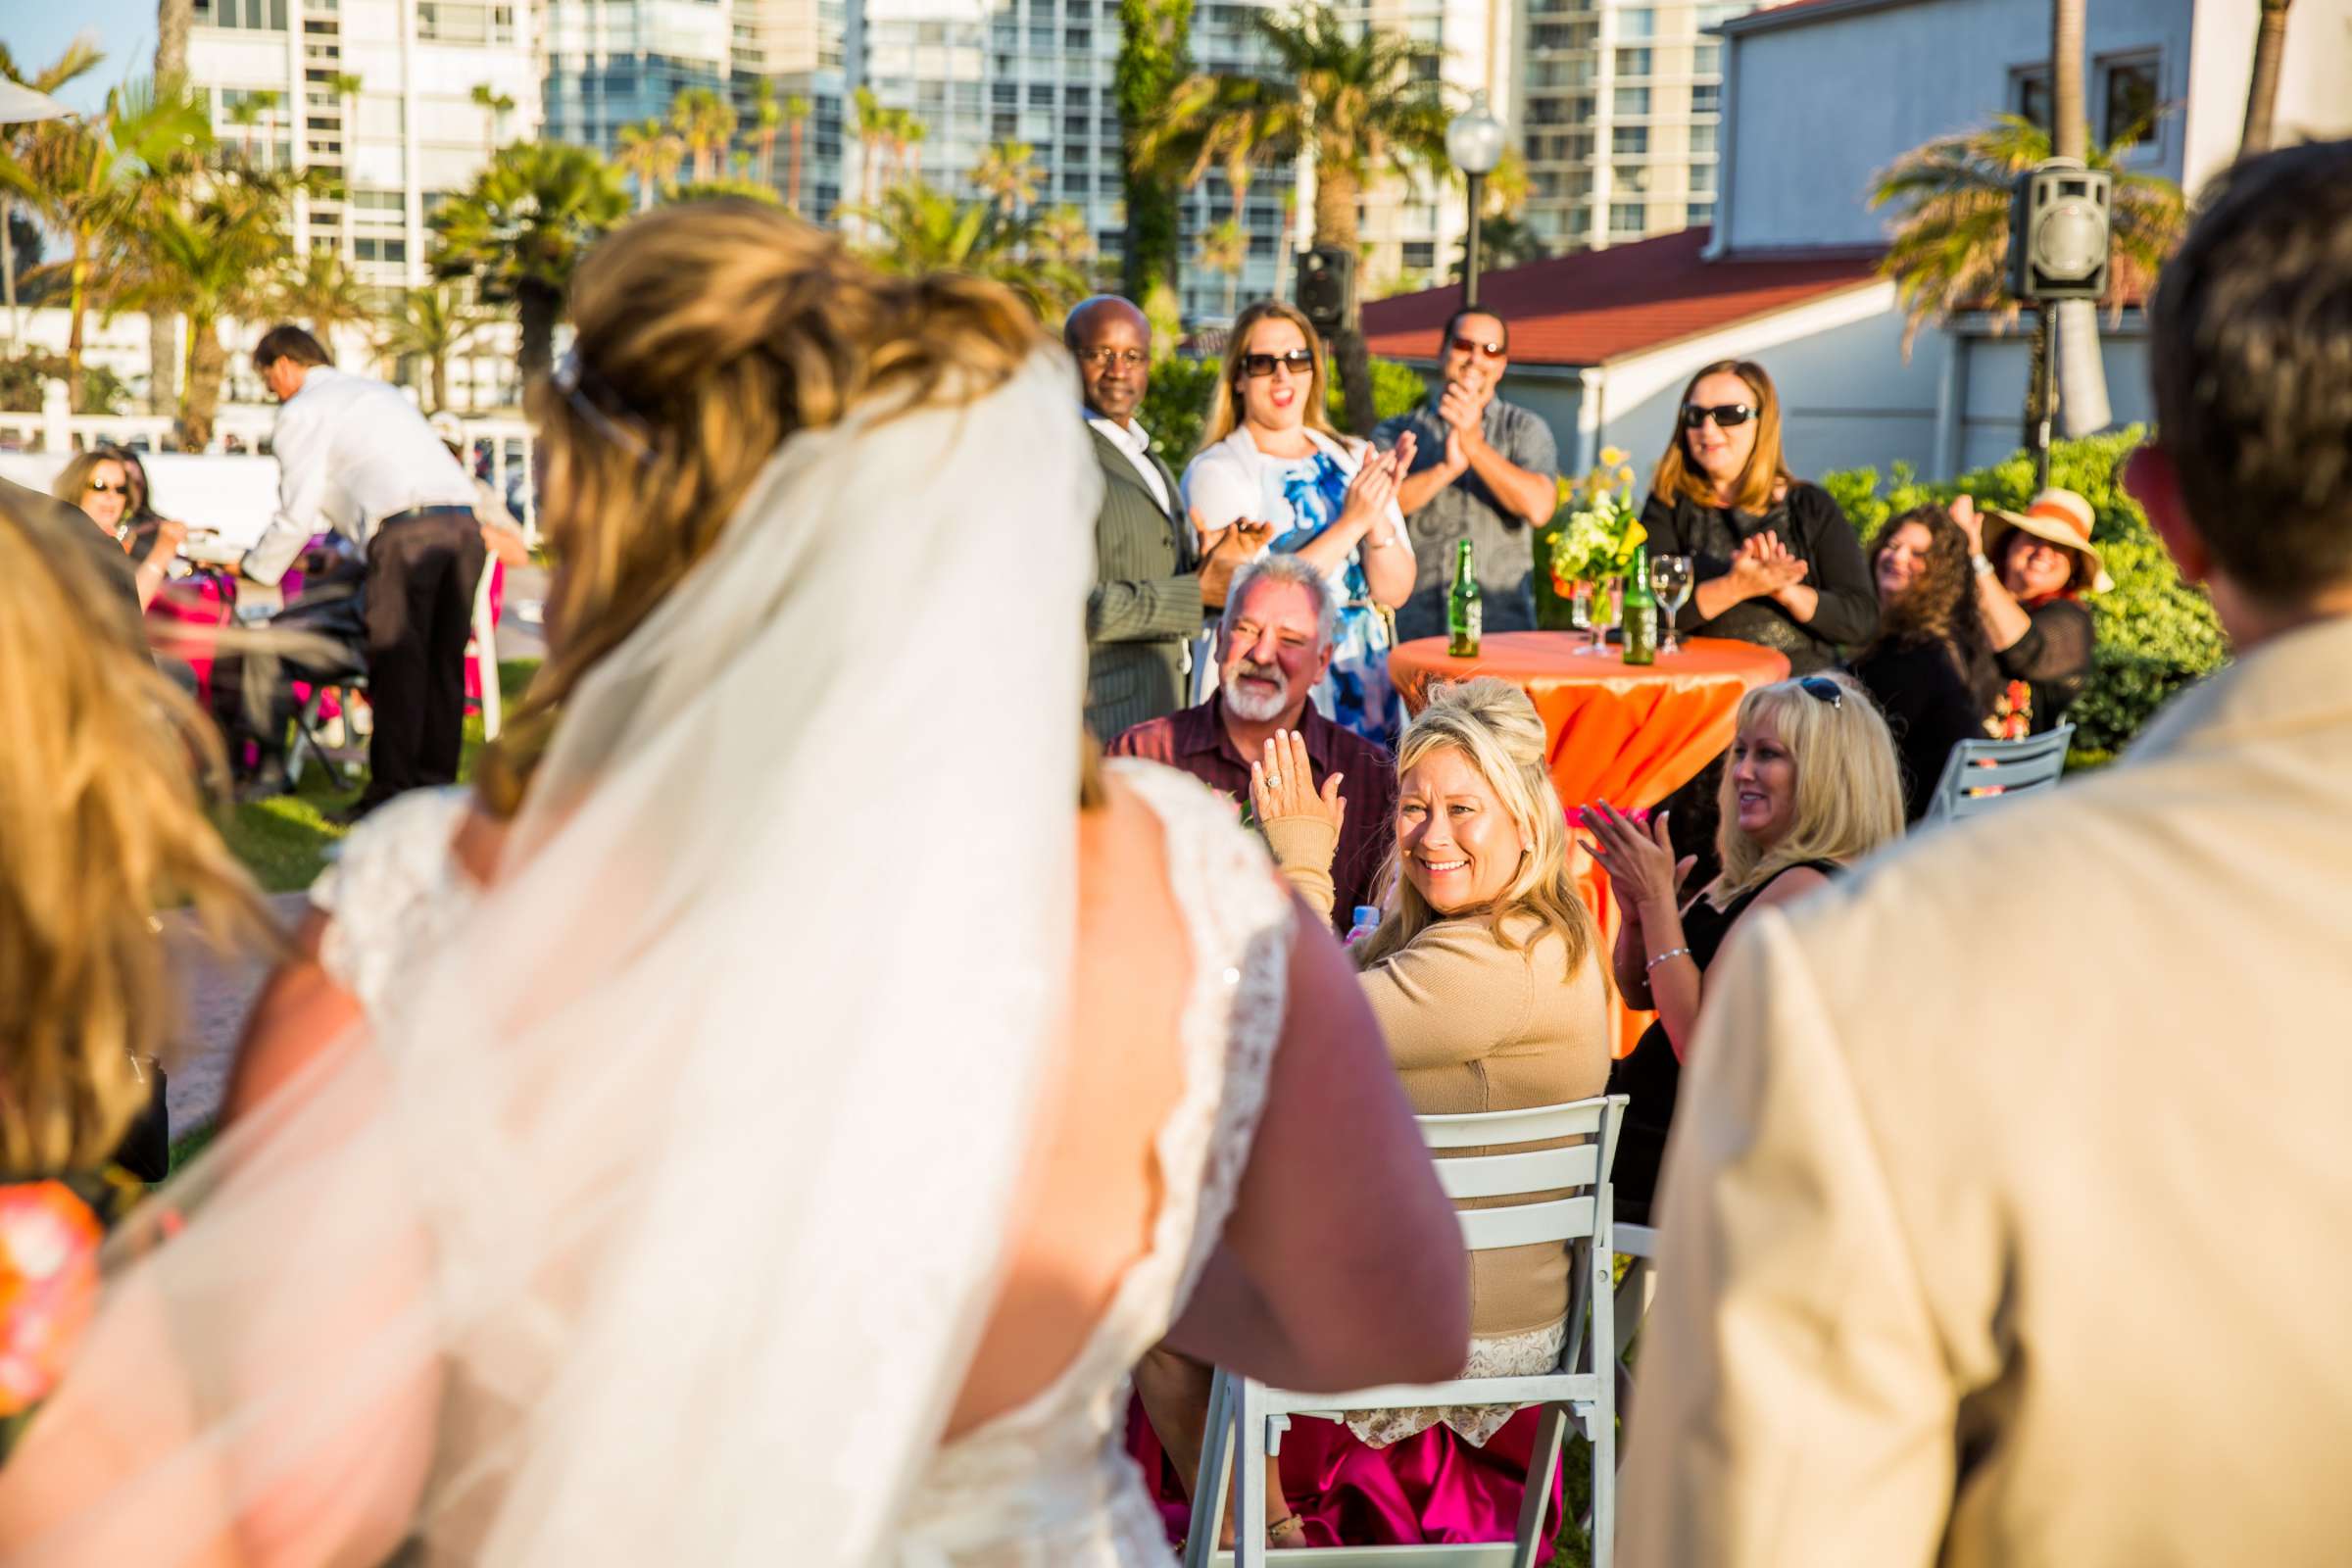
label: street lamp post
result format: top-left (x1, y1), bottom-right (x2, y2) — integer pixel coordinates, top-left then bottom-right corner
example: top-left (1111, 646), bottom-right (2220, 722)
top-left (1446, 94), bottom-right (1505, 308)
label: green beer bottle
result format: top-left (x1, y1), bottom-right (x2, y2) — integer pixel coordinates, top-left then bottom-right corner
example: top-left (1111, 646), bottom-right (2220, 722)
top-left (1447, 537), bottom-right (1482, 659)
top-left (1621, 543), bottom-right (1658, 665)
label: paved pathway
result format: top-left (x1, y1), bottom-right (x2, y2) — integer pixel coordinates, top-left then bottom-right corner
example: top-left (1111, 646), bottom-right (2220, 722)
top-left (164, 892), bottom-right (309, 1132)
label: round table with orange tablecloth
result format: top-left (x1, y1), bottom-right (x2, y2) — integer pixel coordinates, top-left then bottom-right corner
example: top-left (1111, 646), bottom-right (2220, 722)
top-left (1389, 632), bottom-right (1791, 1057)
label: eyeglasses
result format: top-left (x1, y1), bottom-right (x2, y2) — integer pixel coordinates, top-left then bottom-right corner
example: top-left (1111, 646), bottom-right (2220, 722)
top-left (1077, 346), bottom-right (1147, 370)
top-left (1797, 676), bottom-right (1844, 709)
top-left (1450, 336), bottom-right (1506, 360)
top-left (1682, 403), bottom-right (1756, 429)
top-left (1241, 349), bottom-right (1316, 380)
top-left (83, 480), bottom-right (128, 496)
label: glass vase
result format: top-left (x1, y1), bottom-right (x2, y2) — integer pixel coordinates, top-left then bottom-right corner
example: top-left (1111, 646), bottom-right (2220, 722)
top-left (1586, 575), bottom-right (1623, 655)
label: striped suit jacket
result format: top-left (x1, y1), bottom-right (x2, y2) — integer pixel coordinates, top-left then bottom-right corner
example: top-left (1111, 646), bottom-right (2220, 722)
top-left (1084, 422), bottom-right (1200, 740)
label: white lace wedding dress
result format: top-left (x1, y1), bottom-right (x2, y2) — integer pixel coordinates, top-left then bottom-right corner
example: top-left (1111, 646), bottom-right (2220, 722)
top-left (311, 760), bottom-right (1296, 1568)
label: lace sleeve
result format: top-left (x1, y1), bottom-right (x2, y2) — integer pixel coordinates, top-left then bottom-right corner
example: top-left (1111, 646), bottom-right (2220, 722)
top-left (309, 788), bottom-right (477, 1021)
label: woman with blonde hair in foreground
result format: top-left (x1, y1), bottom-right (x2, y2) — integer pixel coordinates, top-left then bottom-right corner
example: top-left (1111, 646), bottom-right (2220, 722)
top-left (1137, 677), bottom-right (1611, 1546)
top-left (0, 490), bottom-right (270, 1456)
top-left (0, 202), bottom-right (1467, 1565)
top-left (1586, 671), bottom-right (1904, 1224)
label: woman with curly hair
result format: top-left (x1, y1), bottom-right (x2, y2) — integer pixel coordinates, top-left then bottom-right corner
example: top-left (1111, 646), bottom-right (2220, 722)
top-left (1848, 503), bottom-right (2001, 821)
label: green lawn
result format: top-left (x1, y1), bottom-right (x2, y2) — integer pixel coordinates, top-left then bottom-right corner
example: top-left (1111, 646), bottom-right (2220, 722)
top-left (221, 660), bottom-right (540, 892)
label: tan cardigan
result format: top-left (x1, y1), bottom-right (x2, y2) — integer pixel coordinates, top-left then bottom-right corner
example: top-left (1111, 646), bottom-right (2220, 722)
top-left (1266, 813), bottom-right (1612, 1337)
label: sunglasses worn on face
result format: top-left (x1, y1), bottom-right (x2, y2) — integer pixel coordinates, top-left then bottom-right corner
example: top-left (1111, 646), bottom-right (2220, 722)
top-left (84, 480), bottom-right (128, 496)
top-left (1798, 676), bottom-right (1844, 709)
top-left (1241, 349), bottom-right (1316, 379)
top-left (1682, 403), bottom-right (1756, 429)
top-left (1451, 336), bottom-right (1506, 360)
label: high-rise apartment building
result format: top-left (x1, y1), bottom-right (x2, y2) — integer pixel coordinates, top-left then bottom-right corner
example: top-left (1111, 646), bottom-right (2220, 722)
top-left (1519, 0), bottom-right (1758, 253)
top-left (189, 0), bottom-right (544, 289)
top-left (539, 0), bottom-right (851, 218)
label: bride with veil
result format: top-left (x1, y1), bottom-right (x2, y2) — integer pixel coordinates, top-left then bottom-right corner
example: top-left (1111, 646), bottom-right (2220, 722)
top-left (0, 203), bottom-right (1467, 1565)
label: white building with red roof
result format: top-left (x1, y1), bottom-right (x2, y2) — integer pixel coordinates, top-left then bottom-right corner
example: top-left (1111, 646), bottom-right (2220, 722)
top-left (1361, 0), bottom-right (2352, 481)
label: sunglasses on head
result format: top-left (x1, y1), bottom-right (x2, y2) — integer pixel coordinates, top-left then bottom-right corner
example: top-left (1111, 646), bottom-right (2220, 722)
top-left (1797, 676), bottom-right (1844, 709)
top-left (1451, 336), bottom-right (1505, 360)
top-left (1682, 402), bottom-right (1756, 429)
top-left (1241, 348), bottom-right (1316, 379)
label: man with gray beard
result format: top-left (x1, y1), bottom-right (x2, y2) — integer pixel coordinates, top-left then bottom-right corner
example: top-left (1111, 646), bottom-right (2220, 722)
top-left (1106, 555), bottom-right (1398, 933)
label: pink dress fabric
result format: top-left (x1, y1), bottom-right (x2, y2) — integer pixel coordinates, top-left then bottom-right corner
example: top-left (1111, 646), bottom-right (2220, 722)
top-left (1123, 1395), bottom-right (1565, 1547)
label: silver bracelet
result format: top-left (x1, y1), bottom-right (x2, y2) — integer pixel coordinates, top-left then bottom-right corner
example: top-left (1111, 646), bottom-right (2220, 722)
top-left (1644, 946), bottom-right (1692, 971)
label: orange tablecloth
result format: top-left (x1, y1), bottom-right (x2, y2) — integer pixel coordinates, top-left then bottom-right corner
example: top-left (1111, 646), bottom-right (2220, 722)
top-left (1391, 633), bottom-right (1791, 1056)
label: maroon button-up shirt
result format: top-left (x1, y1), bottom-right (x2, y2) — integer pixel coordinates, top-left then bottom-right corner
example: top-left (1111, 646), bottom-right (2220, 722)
top-left (1106, 694), bottom-right (1399, 934)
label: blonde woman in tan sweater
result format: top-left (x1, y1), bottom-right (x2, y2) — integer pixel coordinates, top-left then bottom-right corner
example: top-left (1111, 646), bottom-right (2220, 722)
top-left (1135, 677), bottom-right (1612, 1545)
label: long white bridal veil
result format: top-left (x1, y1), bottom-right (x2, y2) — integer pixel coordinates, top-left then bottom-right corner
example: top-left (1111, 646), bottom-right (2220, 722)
top-left (3, 350), bottom-right (1102, 1565)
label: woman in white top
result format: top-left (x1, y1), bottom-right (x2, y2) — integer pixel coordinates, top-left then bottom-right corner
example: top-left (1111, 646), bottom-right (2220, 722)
top-left (1182, 300), bottom-right (1414, 745)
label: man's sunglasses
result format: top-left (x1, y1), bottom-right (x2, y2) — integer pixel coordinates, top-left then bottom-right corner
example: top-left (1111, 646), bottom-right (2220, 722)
top-left (83, 480), bottom-right (128, 496)
top-left (1798, 675), bottom-right (1844, 709)
top-left (1681, 403), bottom-right (1757, 429)
top-left (1241, 348), bottom-right (1316, 379)
top-left (1451, 336), bottom-right (1506, 360)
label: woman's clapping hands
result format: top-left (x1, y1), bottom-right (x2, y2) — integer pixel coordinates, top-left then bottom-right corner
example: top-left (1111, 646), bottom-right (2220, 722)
top-left (1581, 802), bottom-right (1693, 920)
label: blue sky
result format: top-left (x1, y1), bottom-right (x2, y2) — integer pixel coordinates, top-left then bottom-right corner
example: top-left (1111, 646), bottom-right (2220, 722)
top-left (7, 4), bottom-right (166, 114)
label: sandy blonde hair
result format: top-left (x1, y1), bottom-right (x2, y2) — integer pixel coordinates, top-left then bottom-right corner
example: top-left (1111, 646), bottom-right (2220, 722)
top-left (1712, 673), bottom-right (1904, 904)
top-left (1199, 299), bottom-right (1341, 456)
top-left (51, 448), bottom-right (132, 522)
top-left (1356, 677), bottom-right (1598, 980)
top-left (1650, 358), bottom-right (1796, 514)
top-left (0, 494), bottom-right (271, 1170)
top-left (478, 200), bottom-right (1049, 816)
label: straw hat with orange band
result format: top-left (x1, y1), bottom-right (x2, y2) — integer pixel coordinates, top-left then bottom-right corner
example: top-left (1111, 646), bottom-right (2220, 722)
top-left (1984, 487), bottom-right (2115, 595)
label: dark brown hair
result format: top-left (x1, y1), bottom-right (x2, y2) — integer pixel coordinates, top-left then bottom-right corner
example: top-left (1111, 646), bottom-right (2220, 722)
top-left (252, 323), bottom-right (331, 371)
top-left (1866, 505), bottom-right (1996, 706)
top-left (1649, 358), bottom-right (1795, 514)
top-left (2149, 138), bottom-right (2352, 606)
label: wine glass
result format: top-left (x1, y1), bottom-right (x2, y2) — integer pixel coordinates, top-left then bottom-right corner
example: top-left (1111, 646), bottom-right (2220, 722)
top-left (1585, 575), bottom-right (1622, 655)
top-left (1651, 554), bottom-right (1693, 656)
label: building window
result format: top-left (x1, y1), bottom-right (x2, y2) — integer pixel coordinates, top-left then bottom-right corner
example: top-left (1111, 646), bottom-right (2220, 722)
top-left (2101, 53), bottom-right (2161, 143)
top-left (416, 1), bottom-right (516, 43)
top-left (1612, 162), bottom-right (1649, 193)
top-left (1614, 47), bottom-right (1650, 78)
top-left (1402, 240), bottom-right (1436, 270)
top-left (196, 0), bottom-right (288, 29)
top-left (1612, 124), bottom-right (1647, 155)
top-left (1027, 83), bottom-right (1054, 106)
top-left (1613, 86), bottom-right (1649, 117)
top-left (1690, 81), bottom-right (1720, 114)
top-left (1690, 122), bottom-right (1717, 156)
top-left (1694, 42), bottom-right (1721, 74)
top-left (1617, 8), bottom-right (1654, 39)
top-left (1065, 25), bottom-right (1092, 48)
top-left (992, 81), bottom-right (1017, 105)
top-left (1609, 201), bottom-right (1645, 234)
top-left (353, 236), bottom-right (408, 264)
top-left (2013, 66), bottom-right (2050, 132)
top-left (1688, 200), bottom-right (1714, 226)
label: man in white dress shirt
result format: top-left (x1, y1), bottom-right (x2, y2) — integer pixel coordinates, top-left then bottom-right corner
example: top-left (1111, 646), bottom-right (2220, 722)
top-left (243, 325), bottom-right (483, 819)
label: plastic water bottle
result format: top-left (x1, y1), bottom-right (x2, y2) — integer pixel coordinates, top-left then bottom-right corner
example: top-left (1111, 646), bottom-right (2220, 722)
top-left (1346, 906), bottom-right (1382, 946)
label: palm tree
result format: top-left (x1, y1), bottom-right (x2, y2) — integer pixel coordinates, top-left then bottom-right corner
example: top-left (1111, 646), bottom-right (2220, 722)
top-left (1195, 218), bottom-right (1248, 318)
top-left (669, 87), bottom-right (736, 183)
top-left (853, 86), bottom-right (887, 212)
top-left (845, 179), bottom-right (1089, 318)
top-left (275, 244), bottom-right (375, 345)
top-left (1139, 75), bottom-right (1279, 249)
top-left (431, 141), bottom-right (628, 383)
top-left (0, 75), bottom-right (209, 410)
top-left (1149, 7), bottom-right (1450, 430)
top-left (224, 89), bottom-right (279, 165)
top-left (783, 93), bottom-right (810, 213)
top-left (0, 40), bottom-right (104, 344)
top-left (1113, 0), bottom-right (1193, 335)
top-left (104, 164), bottom-right (284, 447)
top-left (615, 117), bottom-right (683, 210)
top-left (153, 3), bottom-right (194, 417)
top-left (971, 140), bottom-right (1041, 213)
top-left (750, 79), bottom-right (782, 188)
top-left (1871, 114), bottom-right (2183, 442)
top-left (379, 282), bottom-right (483, 413)
top-left (897, 114), bottom-right (928, 182)
top-left (2241, 0), bottom-right (2295, 155)
top-left (469, 83), bottom-right (515, 161)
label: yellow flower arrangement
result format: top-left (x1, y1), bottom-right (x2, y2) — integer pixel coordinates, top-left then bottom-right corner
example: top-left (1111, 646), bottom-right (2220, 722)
top-left (1547, 447), bottom-right (1647, 592)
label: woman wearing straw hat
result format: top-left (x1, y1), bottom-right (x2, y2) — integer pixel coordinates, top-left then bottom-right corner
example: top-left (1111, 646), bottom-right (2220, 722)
top-left (1952, 486), bottom-right (2111, 739)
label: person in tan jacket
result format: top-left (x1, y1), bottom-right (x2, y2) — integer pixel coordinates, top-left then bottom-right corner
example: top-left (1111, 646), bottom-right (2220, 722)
top-left (1620, 138), bottom-right (2352, 1568)
top-left (1136, 676), bottom-right (1611, 1546)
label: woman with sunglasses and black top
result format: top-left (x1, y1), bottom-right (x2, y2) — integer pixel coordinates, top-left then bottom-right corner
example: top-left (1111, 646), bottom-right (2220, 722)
top-left (1183, 299), bottom-right (1414, 745)
top-left (1581, 672), bottom-right (1904, 1223)
top-left (1638, 360), bottom-right (1878, 677)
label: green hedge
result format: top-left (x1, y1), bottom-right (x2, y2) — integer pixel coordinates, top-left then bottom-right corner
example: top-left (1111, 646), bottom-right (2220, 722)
top-left (1819, 426), bottom-right (2226, 760)
top-left (1138, 354), bottom-right (1430, 476)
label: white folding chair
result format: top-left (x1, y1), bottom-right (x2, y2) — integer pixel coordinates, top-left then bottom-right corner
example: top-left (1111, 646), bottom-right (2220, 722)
top-left (469, 561), bottom-right (502, 743)
top-left (1924, 721), bottom-right (2074, 823)
top-left (1185, 1095), bottom-right (1628, 1568)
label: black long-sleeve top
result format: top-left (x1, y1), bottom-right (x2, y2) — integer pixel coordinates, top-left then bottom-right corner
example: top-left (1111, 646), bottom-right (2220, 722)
top-left (1640, 482), bottom-right (1879, 675)
top-left (1848, 637), bottom-right (1994, 822)
top-left (1993, 598), bottom-right (2096, 734)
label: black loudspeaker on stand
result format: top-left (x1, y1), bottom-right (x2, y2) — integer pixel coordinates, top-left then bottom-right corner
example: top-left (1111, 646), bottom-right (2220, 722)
top-left (1296, 246), bottom-right (1356, 335)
